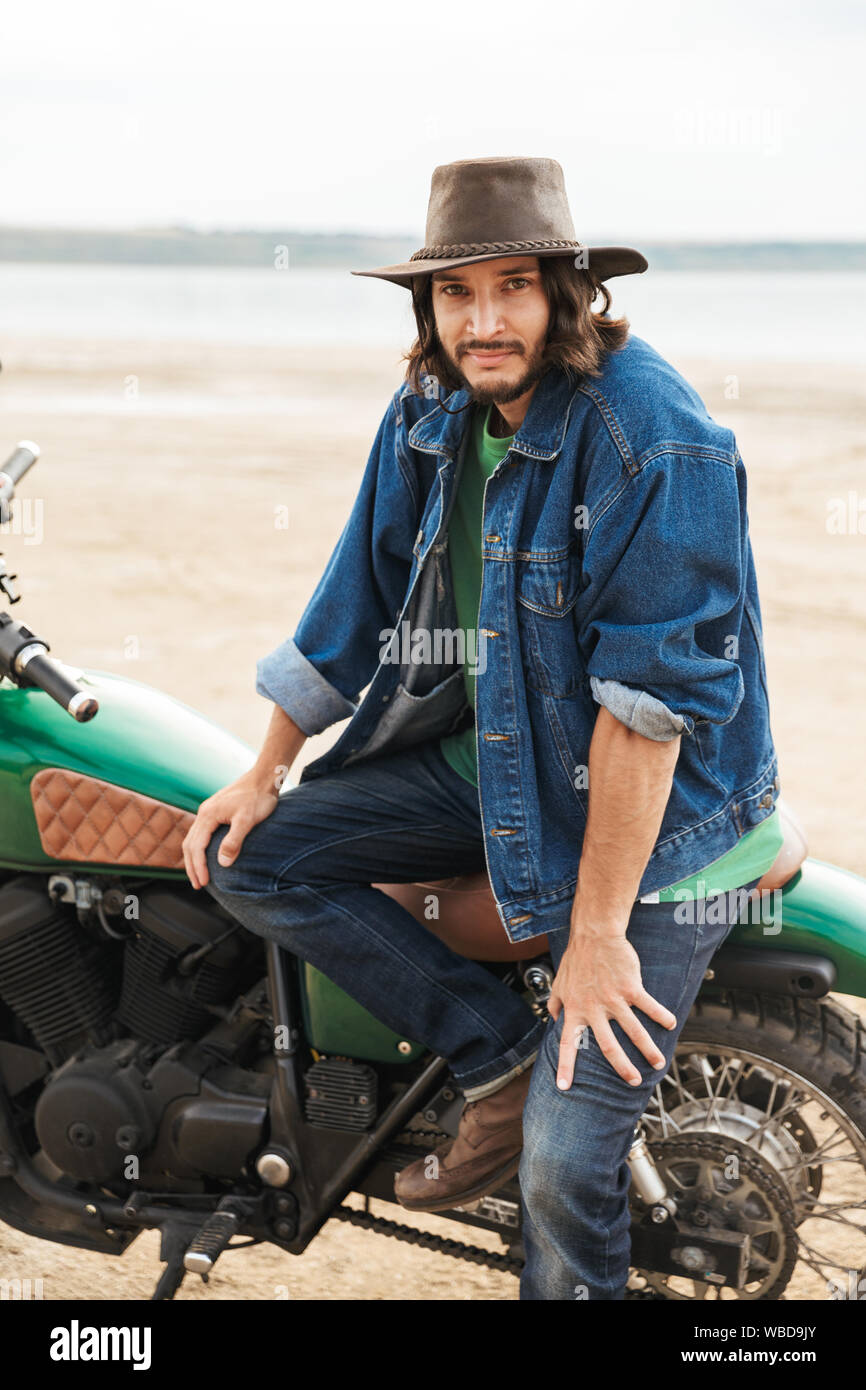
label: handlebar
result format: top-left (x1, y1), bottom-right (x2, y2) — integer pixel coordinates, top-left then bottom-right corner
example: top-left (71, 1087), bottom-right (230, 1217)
top-left (0, 441), bottom-right (99, 722)
top-left (0, 616), bottom-right (99, 722)
top-left (0, 441), bottom-right (40, 511)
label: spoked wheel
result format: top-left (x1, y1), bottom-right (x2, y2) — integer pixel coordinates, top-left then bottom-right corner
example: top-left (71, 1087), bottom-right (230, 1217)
top-left (627, 990), bottom-right (866, 1300)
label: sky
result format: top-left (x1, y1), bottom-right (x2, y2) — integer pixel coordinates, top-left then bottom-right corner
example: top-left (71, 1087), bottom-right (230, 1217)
top-left (1, 0), bottom-right (864, 241)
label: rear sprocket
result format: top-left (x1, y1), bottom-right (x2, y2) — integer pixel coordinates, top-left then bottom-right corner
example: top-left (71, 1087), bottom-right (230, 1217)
top-left (629, 1132), bottom-right (798, 1300)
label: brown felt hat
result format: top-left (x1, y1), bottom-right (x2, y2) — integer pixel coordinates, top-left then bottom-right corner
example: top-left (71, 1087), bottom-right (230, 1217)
top-left (351, 155), bottom-right (648, 289)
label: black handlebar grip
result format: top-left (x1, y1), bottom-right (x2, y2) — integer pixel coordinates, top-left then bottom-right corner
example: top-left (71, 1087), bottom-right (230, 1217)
top-left (17, 648), bottom-right (99, 722)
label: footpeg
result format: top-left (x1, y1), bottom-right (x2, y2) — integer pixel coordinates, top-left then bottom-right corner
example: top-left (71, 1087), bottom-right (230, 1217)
top-left (183, 1198), bottom-right (251, 1276)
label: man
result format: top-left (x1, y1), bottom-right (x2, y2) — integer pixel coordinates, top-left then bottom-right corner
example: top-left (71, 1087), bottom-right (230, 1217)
top-left (182, 156), bottom-right (783, 1299)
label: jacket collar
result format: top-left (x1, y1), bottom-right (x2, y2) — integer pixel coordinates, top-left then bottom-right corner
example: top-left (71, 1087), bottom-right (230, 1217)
top-left (406, 366), bottom-right (580, 463)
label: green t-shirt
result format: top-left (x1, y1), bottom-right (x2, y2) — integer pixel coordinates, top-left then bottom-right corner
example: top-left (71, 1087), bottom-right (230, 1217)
top-left (438, 403), bottom-right (783, 900)
top-left (439, 400), bottom-right (510, 782)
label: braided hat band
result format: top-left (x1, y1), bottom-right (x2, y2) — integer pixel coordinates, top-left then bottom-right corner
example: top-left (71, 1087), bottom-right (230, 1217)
top-left (409, 237), bottom-right (582, 261)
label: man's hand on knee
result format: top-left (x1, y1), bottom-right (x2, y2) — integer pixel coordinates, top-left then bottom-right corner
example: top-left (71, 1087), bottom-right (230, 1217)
top-left (182, 770), bottom-right (280, 891)
top-left (548, 931), bottom-right (676, 1091)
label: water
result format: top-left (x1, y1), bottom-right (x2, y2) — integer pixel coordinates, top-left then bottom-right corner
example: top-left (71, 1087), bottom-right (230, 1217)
top-left (0, 263), bottom-right (414, 348)
top-left (1, 261), bottom-right (864, 365)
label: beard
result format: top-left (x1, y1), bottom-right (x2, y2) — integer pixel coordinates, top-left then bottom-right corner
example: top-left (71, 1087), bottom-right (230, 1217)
top-left (444, 340), bottom-right (549, 406)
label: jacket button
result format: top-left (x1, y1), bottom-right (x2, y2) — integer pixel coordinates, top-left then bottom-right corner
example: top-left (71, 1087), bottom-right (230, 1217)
top-left (760, 793), bottom-right (773, 809)
top-left (774, 775), bottom-right (780, 790)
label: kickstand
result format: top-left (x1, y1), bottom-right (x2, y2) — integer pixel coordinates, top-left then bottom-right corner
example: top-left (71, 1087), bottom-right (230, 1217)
top-left (152, 1257), bottom-right (187, 1301)
top-left (151, 1222), bottom-right (196, 1301)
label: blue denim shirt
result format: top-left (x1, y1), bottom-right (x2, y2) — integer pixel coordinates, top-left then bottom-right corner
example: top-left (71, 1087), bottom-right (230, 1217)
top-left (256, 334), bottom-right (780, 944)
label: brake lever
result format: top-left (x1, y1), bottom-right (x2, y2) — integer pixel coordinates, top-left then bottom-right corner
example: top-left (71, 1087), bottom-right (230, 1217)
top-left (0, 554), bottom-right (21, 604)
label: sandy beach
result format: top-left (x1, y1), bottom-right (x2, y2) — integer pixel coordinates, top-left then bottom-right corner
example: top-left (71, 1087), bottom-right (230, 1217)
top-left (0, 335), bottom-right (864, 1299)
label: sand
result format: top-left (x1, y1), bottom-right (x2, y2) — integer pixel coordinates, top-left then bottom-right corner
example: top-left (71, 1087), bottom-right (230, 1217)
top-left (0, 336), bottom-right (864, 1300)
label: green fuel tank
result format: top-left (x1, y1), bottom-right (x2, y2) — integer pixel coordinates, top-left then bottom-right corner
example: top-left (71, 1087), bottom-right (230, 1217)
top-left (0, 661), bottom-right (423, 1062)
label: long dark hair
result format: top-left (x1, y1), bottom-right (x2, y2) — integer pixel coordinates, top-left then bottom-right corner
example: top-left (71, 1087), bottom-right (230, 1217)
top-left (401, 257), bottom-right (630, 397)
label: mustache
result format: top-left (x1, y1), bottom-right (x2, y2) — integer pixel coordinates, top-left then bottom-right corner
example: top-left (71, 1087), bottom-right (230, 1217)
top-left (458, 341), bottom-right (524, 355)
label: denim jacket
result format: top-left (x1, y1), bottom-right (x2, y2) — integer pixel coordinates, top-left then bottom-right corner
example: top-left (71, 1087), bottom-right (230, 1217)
top-left (256, 334), bottom-right (780, 944)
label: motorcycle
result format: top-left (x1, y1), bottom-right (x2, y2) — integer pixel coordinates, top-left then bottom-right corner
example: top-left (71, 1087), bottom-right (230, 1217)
top-left (0, 436), bottom-right (865, 1302)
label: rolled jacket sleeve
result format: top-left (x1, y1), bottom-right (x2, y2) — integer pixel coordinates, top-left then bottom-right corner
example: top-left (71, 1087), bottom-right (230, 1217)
top-left (587, 676), bottom-right (690, 741)
top-left (578, 451), bottom-right (747, 741)
top-left (256, 389), bottom-right (419, 737)
top-left (255, 637), bottom-right (357, 737)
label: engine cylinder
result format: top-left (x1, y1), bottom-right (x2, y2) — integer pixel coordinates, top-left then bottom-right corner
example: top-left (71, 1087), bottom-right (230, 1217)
top-left (115, 886), bottom-right (246, 1045)
top-left (0, 875), bottom-right (116, 1063)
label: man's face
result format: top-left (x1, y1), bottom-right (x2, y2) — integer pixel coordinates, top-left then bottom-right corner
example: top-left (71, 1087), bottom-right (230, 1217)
top-left (430, 255), bottom-right (550, 405)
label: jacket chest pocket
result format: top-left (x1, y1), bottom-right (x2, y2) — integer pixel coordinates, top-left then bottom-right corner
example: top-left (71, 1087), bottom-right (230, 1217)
top-left (515, 550), bottom-right (582, 697)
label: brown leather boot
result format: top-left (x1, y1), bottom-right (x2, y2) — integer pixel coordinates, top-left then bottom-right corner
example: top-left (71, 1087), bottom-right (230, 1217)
top-left (393, 1065), bottom-right (534, 1213)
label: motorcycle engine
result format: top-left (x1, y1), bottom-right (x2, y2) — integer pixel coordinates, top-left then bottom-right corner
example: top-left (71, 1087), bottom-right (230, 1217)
top-left (0, 875), bottom-right (270, 1187)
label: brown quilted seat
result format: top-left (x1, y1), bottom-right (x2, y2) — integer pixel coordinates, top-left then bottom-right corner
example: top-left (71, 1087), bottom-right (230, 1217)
top-left (30, 766), bottom-right (193, 869)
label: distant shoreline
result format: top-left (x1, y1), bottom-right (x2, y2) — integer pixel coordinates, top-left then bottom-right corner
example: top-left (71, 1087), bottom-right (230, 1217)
top-left (0, 227), bottom-right (864, 271)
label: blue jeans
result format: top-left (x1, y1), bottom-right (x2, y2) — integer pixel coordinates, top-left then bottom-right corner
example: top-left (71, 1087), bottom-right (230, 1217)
top-left (203, 739), bottom-right (545, 1099)
top-left (521, 881), bottom-right (761, 1300)
top-left (203, 737), bottom-right (757, 1299)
